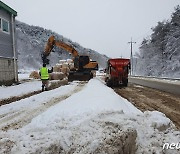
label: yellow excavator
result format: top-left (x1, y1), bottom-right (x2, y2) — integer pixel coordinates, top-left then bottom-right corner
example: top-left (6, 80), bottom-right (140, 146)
top-left (42, 35), bottom-right (98, 81)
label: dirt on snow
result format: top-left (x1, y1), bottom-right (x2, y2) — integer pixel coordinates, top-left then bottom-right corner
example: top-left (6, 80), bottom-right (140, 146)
top-left (114, 83), bottom-right (180, 129)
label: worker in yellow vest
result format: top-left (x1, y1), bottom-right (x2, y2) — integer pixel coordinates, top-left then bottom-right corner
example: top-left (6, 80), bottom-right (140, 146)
top-left (39, 63), bottom-right (52, 91)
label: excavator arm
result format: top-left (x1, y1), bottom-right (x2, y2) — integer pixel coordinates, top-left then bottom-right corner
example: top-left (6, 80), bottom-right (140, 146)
top-left (55, 41), bottom-right (79, 57)
top-left (42, 35), bottom-right (98, 81)
top-left (42, 35), bottom-right (78, 64)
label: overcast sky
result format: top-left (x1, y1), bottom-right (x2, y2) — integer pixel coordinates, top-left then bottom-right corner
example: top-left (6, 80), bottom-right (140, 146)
top-left (1, 0), bottom-right (180, 58)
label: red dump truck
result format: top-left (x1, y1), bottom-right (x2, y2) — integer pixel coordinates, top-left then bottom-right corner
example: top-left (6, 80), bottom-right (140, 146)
top-left (105, 58), bottom-right (130, 87)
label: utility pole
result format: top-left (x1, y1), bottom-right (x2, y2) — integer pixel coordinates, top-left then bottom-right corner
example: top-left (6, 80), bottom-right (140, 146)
top-left (128, 38), bottom-right (136, 76)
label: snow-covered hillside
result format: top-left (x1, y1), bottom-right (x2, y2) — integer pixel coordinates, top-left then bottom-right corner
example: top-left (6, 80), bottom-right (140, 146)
top-left (134, 5), bottom-right (180, 78)
top-left (16, 21), bottom-right (108, 72)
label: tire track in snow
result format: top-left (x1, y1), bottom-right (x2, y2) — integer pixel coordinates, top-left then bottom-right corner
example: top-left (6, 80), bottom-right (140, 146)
top-left (0, 80), bottom-right (68, 107)
top-left (0, 82), bottom-right (86, 131)
top-left (114, 83), bottom-right (180, 129)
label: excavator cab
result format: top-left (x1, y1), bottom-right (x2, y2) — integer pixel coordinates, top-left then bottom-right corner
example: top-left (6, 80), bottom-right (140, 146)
top-left (74, 56), bottom-right (90, 70)
top-left (68, 55), bottom-right (97, 82)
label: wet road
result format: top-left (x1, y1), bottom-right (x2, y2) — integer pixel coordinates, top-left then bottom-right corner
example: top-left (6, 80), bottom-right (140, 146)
top-left (129, 76), bottom-right (180, 96)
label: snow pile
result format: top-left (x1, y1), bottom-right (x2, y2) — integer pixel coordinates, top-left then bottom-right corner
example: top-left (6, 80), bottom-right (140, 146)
top-left (0, 79), bottom-right (179, 154)
top-left (32, 79), bottom-right (140, 123)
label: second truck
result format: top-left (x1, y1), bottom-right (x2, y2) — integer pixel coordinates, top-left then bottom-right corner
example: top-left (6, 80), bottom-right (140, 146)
top-left (42, 35), bottom-right (98, 81)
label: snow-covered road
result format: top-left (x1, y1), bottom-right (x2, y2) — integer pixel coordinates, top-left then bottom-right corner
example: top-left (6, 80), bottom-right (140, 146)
top-left (0, 78), bottom-right (179, 154)
top-left (0, 81), bottom-right (85, 131)
top-left (0, 81), bottom-right (42, 101)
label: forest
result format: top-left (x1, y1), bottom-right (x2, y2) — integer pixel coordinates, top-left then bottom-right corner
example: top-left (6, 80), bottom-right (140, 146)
top-left (135, 6), bottom-right (180, 78)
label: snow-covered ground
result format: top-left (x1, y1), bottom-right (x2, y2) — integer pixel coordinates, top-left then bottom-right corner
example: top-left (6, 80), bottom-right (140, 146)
top-left (18, 73), bottom-right (31, 81)
top-left (0, 73), bottom-right (41, 100)
top-left (0, 78), bottom-right (179, 153)
top-left (0, 80), bottom-right (41, 100)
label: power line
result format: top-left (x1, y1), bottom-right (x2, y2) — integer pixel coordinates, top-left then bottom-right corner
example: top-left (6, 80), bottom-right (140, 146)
top-left (128, 38), bottom-right (136, 75)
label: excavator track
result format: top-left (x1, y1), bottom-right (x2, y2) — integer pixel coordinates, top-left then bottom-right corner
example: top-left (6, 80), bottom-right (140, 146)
top-left (68, 71), bottom-right (93, 82)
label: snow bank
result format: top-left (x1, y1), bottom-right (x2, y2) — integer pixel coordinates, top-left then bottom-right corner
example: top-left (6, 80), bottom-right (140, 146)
top-left (1, 79), bottom-right (179, 154)
top-left (30, 79), bottom-right (141, 127)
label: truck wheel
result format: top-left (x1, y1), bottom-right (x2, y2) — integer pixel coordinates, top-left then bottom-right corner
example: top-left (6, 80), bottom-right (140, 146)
top-left (123, 79), bottom-right (128, 87)
top-left (90, 72), bottom-right (93, 79)
top-left (106, 80), bottom-right (112, 87)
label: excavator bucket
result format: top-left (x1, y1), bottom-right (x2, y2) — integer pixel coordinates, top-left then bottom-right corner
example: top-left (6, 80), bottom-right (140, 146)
top-left (68, 71), bottom-right (93, 82)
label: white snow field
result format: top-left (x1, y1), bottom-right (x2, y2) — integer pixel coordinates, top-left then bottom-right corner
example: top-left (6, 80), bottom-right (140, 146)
top-left (0, 78), bottom-right (179, 154)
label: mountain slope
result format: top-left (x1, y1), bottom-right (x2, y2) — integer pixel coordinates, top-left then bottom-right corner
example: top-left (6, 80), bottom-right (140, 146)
top-left (16, 21), bottom-right (108, 71)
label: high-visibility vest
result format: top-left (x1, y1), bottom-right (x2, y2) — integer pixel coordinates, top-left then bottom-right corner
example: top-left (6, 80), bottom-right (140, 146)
top-left (40, 67), bottom-right (49, 79)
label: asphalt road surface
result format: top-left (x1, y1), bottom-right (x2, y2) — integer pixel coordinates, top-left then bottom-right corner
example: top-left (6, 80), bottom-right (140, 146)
top-left (129, 76), bottom-right (180, 96)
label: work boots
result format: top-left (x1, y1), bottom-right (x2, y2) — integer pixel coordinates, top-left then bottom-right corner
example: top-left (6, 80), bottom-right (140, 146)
top-left (42, 85), bottom-right (45, 92)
